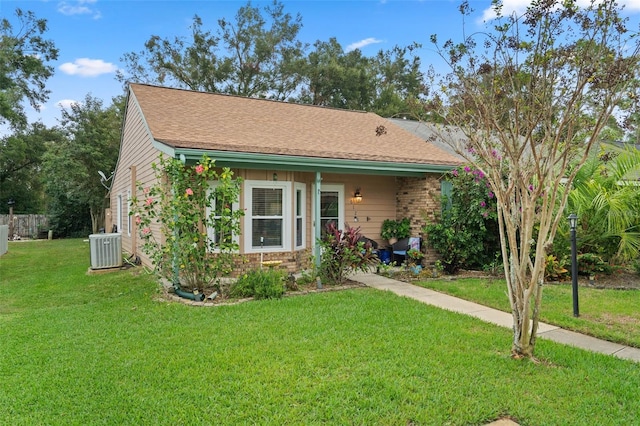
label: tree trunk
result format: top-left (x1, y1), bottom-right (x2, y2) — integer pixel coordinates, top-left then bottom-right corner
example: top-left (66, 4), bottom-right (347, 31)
top-left (90, 207), bottom-right (105, 234)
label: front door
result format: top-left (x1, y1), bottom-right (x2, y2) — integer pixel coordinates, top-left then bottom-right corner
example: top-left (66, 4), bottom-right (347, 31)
top-left (312, 184), bottom-right (345, 240)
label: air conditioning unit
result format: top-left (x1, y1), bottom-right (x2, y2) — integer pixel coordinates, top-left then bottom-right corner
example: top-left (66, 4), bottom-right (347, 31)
top-left (89, 233), bottom-right (122, 269)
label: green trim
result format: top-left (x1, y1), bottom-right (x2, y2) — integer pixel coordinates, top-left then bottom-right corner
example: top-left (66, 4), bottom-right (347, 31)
top-left (154, 142), bottom-right (456, 176)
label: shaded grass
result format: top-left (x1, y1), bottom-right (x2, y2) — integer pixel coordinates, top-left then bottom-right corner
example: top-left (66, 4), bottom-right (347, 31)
top-left (1, 240), bottom-right (639, 425)
top-left (416, 277), bottom-right (640, 348)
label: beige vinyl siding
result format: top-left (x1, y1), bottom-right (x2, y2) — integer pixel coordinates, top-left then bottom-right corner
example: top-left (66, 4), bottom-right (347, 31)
top-left (111, 93), bottom-right (163, 267)
top-left (322, 173), bottom-right (396, 247)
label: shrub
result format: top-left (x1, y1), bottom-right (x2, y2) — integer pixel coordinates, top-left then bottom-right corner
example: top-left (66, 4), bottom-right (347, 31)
top-left (380, 218), bottom-right (411, 241)
top-left (130, 154), bottom-right (243, 293)
top-left (319, 222), bottom-right (377, 285)
top-left (544, 255), bottom-right (569, 281)
top-left (424, 165), bottom-right (500, 274)
top-left (577, 253), bottom-right (609, 277)
top-left (230, 268), bottom-right (286, 300)
top-left (633, 259), bottom-right (640, 276)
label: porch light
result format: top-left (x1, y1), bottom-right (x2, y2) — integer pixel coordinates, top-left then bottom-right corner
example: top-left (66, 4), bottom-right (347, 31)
top-left (352, 189), bottom-right (363, 204)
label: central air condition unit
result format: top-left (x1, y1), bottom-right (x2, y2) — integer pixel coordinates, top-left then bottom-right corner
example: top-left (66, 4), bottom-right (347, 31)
top-left (89, 233), bottom-right (122, 269)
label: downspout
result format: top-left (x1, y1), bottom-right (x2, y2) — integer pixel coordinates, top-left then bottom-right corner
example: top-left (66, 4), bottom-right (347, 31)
top-left (315, 171), bottom-right (322, 270)
top-left (172, 154), bottom-right (205, 301)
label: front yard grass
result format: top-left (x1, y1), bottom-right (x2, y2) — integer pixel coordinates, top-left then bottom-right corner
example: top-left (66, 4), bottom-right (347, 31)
top-left (415, 277), bottom-right (640, 348)
top-left (1, 239), bottom-right (639, 425)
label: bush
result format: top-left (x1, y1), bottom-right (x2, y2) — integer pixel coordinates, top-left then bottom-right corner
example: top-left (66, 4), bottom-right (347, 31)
top-left (544, 255), bottom-right (569, 281)
top-left (319, 222), bottom-right (377, 285)
top-left (424, 165), bottom-right (500, 274)
top-left (577, 253), bottom-right (609, 277)
top-left (633, 259), bottom-right (640, 276)
top-left (230, 268), bottom-right (286, 300)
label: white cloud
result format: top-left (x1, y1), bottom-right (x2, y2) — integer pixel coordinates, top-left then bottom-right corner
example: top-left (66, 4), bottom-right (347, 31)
top-left (56, 99), bottom-right (79, 109)
top-left (60, 58), bottom-right (118, 77)
top-left (481, 0), bottom-right (640, 22)
top-left (346, 37), bottom-right (383, 52)
top-left (58, 0), bottom-right (101, 19)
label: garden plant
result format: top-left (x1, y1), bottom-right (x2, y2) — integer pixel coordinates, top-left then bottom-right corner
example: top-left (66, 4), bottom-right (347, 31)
top-left (131, 154), bottom-right (243, 293)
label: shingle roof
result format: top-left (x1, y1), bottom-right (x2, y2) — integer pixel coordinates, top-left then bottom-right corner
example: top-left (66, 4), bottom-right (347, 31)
top-left (130, 83), bottom-right (463, 167)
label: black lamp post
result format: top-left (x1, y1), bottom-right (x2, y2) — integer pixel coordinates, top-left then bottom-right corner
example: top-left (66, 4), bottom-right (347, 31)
top-left (568, 213), bottom-right (579, 317)
top-left (7, 199), bottom-right (15, 241)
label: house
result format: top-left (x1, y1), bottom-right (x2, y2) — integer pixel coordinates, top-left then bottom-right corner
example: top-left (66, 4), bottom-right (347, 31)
top-left (108, 83), bottom-right (464, 272)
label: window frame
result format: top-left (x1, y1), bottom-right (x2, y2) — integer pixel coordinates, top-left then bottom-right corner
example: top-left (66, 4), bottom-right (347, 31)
top-left (294, 182), bottom-right (306, 250)
top-left (243, 180), bottom-right (292, 253)
top-left (206, 181), bottom-right (240, 252)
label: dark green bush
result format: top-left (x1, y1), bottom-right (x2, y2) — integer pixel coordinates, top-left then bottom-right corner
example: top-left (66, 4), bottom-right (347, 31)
top-left (230, 268), bottom-right (286, 300)
top-left (577, 253), bottom-right (609, 276)
top-left (424, 165), bottom-right (500, 274)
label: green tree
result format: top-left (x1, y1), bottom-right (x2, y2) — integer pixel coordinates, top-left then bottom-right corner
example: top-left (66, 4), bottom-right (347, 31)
top-left (371, 43), bottom-right (429, 118)
top-left (430, 0), bottom-right (639, 358)
top-left (297, 38), bottom-right (374, 109)
top-left (0, 8), bottom-right (58, 129)
top-left (0, 123), bottom-right (65, 213)
top-left (566, 147), bottom-right (640, 261)
top-left (43, 95), bottom-right (124, 235)
top-left (119, 0), bottom-right (306, 100)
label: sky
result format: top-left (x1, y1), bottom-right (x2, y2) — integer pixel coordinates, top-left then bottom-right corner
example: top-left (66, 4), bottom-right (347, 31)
top-left (2, 0), bottom-right (640, 136)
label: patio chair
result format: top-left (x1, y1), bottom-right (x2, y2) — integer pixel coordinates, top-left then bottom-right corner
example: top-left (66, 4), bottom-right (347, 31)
top-left (392, 237), bottom-right (421, 264)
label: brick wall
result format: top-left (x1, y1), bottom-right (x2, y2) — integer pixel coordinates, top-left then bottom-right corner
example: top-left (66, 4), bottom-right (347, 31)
top-left (229, 248), bottom-right (313, 277)
top-left (396, 174), bottom-right (443, 266)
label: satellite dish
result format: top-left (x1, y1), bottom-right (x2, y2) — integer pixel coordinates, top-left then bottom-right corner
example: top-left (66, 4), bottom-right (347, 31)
top-left (98, 170), bottom-right (113, 190)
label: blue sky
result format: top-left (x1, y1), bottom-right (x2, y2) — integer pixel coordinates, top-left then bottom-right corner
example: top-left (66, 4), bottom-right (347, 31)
top-left (2, 0), bottom-right (640, 135)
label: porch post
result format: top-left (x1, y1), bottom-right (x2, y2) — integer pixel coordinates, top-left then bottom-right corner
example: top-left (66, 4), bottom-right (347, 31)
top-left (315, 171), bottom-right (322, 268)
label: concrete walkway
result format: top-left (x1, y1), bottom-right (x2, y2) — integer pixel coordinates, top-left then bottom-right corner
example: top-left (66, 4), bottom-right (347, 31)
top-left (350, 273), bottom-right (640, 363)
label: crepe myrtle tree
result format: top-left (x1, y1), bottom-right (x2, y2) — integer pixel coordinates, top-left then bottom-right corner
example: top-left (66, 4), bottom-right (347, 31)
top-left (428, 0), bottom-right (639, 358)
top-left (131, 155), bottom-right (243, 293)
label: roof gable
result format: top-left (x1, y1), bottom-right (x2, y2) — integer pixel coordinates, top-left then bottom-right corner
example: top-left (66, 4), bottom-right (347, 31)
top-left (128, 83), bottom-right (463, 169)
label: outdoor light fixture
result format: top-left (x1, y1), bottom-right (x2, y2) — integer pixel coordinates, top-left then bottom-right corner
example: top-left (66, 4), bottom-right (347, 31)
top-left (272, 173), bottom-right (278, 181)
top-left (568, 213), bottom-right (579, 317)
top-left (352, 189), bottom-right (363, 204)
top-left (568, 213), bottom-right (578, 231)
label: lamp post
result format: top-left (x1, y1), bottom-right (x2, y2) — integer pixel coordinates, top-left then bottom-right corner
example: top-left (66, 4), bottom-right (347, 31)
top-left (7, 199), bottom-right (15, 241)
top-left (568, 213), bottom-right (579, 317)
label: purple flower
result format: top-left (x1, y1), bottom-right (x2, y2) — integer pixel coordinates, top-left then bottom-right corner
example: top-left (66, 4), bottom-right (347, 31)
top-left (528, 185), bottom-right (534, 191)
top-left (452, 169), bottom-right (458, 177)
top-left (480, 201), bottom-right (486, 207)
top-left (482, 212), bottom-right (489, 218)
top-left (464, 166), bottom-right (471, 173)
top-left (488, 191), bottom-right (494, 198)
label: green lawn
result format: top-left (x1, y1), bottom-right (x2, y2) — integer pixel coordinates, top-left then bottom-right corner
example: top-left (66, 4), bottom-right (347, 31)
top-left (416, 277), bottom-right (640, 348)
top-left (1, 240), bottom-right (639, 425)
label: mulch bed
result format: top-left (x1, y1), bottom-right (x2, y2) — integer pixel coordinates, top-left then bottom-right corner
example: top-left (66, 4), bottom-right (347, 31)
top-left (158, 279), bottom-right (368, 307)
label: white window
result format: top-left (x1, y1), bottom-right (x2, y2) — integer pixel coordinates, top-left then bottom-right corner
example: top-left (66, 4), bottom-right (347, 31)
top-left (206, 182), bottom-right (240, 249)
top-left (244, 180), bottom-right (291, 252)
top-left (116, 194), bottom-right (122, 233)
top-left (295, 183), bottom-right (306, 249)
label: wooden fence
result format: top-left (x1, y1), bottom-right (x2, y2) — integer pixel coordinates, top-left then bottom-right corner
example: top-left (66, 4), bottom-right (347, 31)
top-left (0, 214), bottom-right (49, 239)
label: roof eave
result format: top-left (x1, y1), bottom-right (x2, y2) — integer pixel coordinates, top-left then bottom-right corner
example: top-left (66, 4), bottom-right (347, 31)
top-left (152, 140), bottom-right (458, 176)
